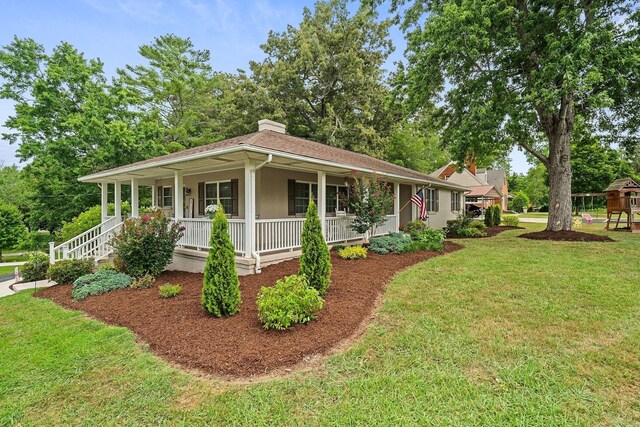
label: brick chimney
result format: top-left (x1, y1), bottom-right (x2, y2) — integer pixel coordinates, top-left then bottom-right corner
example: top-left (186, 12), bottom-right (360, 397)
top-left (258, 119), bottom-right (286, 134)
top-left (467, 161), bottom-right (477, 176)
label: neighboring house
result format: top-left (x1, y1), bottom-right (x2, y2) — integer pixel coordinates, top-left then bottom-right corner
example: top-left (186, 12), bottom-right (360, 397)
top-left (431, 162), bottom-right (508, 212)
top-left (51, 120), bottom-right (468, 275)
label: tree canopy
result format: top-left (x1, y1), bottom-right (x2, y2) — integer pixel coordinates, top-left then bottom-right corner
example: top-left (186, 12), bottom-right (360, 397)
top-left (393, 0), bottom-right (640, 230)
top-left (251, 0), bottom-right (396, 156)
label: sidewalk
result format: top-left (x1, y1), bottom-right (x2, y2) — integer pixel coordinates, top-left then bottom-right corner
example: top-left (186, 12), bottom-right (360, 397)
top-left (0, 277), bottom-right (56, 298)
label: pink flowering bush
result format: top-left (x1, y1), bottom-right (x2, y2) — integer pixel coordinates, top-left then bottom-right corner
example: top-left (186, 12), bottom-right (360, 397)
top-left (111, 208), bottom-right (184, 278)
top-left (345, 176), bottom-right (394, 241)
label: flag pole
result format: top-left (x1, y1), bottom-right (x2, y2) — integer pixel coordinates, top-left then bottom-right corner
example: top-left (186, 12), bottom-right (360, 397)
top-left (399, 185), bottom-right (426, 213)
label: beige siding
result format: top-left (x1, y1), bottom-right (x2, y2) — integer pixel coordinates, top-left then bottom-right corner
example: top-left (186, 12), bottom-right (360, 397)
top-left (155, 168), bottom-right (245, 218)
top-left (256, 167), bottom-right (345, 219)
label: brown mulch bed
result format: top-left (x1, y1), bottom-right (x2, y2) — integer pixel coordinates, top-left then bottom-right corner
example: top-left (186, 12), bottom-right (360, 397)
top-left (35, 241), bottom-right (463, 379)
top-left (447, 225), bottom-right (524, 239)
top-left (518, 230), bottom-right (615, 242)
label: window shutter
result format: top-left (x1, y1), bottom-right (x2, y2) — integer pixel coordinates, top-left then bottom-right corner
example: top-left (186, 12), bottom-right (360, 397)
top-left (436, 189), bottom-right (440, 212)
top-left (198, 182), bottom-right (204, 215)
top-left (231, 179), bottom-right (239, 216)
top-left (288, 179), bottom-right (296, 215)
top-left (157, 186), bottom-right (163, 207)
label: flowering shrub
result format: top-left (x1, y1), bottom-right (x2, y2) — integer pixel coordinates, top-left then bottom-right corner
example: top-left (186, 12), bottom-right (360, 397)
top-left (345, 176), bottom-right (394, 241)
top-left (21, 252), bottom-right (50, 282)
top-left (111, 208), bottom-right (184, 278)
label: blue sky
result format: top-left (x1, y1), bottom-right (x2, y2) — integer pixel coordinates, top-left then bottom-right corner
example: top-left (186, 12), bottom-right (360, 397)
top-left (0, 0), bottom-right (529, 172)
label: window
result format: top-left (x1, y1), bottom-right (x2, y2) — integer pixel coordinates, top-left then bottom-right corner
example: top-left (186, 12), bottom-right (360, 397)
top-left (466, 196), bottom-right (479, 203)
top-left (451, 191), bottom-right (460, 211)
top-left (163, 186), bottom-right (173, 208)
top-left (326, 185), bottom-right (349, 214)
top-left (204, 181), bottom-right (235, 214)
top-left (427, 188), bottom-right (439, 212)
top-left (294, 182), bottom-right (318, 214)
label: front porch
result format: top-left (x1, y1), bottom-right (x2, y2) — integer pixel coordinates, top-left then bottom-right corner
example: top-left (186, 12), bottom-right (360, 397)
top-left (54, 162), bottom-right (414, 274)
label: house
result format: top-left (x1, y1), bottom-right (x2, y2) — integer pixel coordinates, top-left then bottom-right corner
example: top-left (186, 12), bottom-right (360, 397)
top-left (431, 162), bottom-right (508, 212)
top-left (50, 120), bottom-right (468, 275)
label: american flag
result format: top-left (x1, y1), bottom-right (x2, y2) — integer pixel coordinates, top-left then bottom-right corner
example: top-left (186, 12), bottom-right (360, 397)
top-left (411, 188), bottom-right (428, 220)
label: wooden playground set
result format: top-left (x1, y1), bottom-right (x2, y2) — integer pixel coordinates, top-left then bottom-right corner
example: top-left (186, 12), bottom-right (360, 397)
top-left (572, 178), bottom-right (640, 233)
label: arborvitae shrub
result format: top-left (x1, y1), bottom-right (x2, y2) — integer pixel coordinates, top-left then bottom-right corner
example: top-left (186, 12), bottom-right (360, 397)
top-left (492, 205), bottom-right (502, 226)
top-left (201, 204), bottom-right (241, 317)
top-left (484, 206), bottom-right (494, 227)
top-left (298, 199), bottom-right (332, 295)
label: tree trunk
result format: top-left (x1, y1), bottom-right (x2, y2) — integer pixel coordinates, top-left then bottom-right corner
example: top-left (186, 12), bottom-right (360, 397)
top-left (546, 122), bottom-right (573, 231)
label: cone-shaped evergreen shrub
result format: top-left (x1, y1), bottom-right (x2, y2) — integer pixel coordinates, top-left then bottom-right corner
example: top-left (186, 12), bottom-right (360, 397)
top-left (202, 204), bottom-right (241, 316)
top-left (298, 199), bottom-right (332, 295)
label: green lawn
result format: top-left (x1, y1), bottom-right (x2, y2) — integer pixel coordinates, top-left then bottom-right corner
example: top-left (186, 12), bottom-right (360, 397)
top-left (1, 224), bottom-right (639, 426)
top-left (0, 266), bottom-right (20, 276)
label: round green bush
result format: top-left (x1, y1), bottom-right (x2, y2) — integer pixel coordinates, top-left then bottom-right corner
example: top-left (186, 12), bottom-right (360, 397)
top-left (257, 275), bottom-right (324, 330)
top-left (21, 252), bottom-right (50, 282)
top-left (46, 258), bottom-right (94, 285)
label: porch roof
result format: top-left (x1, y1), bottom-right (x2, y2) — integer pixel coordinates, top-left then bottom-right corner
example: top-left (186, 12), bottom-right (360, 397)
top-left (78, 129), bottom-right (468, 191)
top-left (465, 185), bottom-right (501, 198)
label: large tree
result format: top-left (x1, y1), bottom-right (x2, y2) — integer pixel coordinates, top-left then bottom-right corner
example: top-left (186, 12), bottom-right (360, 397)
top-left (0, 37), bottom-right (163, 230)
top-left (251, 0), bottom-right (396, 156)
top-left (392, 0), bottom-right (640, 231)
top-left (117, 34), bottom-right (257, 149)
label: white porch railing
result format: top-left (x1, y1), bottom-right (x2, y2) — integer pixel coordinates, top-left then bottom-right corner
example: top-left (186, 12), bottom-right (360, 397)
top-left (177, 218), bottom-right (245, 255)
top-left (52, 214), bottom-right (399, 263)
top-left (255, 218), bottom-right (306, 253)
top-left (373, 215), bottom-right (398, 237)
top-left (325, 216), bottom-right (360, 243)
top-left (50, 216), bottom-right (123, 263)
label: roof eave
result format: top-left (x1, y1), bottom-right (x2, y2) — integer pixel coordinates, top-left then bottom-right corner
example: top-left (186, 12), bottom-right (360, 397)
top-left (78, 144), bottom-right (469, 191)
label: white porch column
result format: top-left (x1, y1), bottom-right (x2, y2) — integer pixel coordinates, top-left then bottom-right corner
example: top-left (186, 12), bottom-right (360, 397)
top-left (131, 179), bottom-right (139, 217)
top-left (114, 181), bottom-right (122, 219)
top-left (100, 182), bottom-right (109, 221)
top-left (174, 171), bottom-right (184, 220)
top-left (394, 182), bottom-right (400, 231)
top-left (244, 160), bottom-right (255, 258)
top-left (317, 171), bottom-right (326, 235)
top-left (411, 184), bottom-right (417, 221)
top-left (151, 184), bottom-right (156, 207)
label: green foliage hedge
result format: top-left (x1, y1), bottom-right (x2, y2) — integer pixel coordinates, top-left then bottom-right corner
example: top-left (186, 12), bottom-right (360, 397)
top-left (409, 228), bottom-right (445, 251)
top-left (46, 258), bottom-right (94, 285)
top-left (502, 215), bottom-right (520, 227)
top-left (21, 252), bottom-right (50, 282)
top-left (202, 204), bottom-right (241, 317)
top-left (256, 275), bottom-right (324, 330)
top-left (299, 199), bottom-right (332, 295)
top-left (159, 284), bottom-right (182, 299)
top-left (72, 269), bottom-right (133, 301)
top-left (338, 245), bottom-right (367, 259)
top-left (112, 208), bottom-right (183, 278)
top-left (402, 220), bottom-right (428, 238)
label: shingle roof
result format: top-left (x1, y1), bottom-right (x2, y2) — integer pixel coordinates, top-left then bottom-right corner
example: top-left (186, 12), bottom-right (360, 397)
top-left (81, 130), bottom-right (466, 189)
top-left (604, 178), bottom-right (640, 192)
